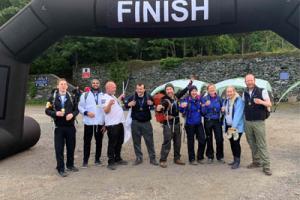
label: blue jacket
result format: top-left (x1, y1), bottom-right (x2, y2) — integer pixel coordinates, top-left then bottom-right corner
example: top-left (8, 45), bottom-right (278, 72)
top-left (179, 96), bottom-right (202, 125)
top-left (201, 94), bottom-right (223, 120)
top-left (223, 96), bottom-right (245, 133)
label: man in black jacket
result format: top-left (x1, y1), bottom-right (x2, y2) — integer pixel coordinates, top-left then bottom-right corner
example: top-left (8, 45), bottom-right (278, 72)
top-left (125, 83), bottom-right (158, 166)
top-left (45, 78), bottom-right (79, 177)
top-left (156, 81), bottom-right (192, 168)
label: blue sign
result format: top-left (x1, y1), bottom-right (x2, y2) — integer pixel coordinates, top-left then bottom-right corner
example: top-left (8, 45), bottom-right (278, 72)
top-left (35, 76), bottom-right (48, 87)
top-left (280, 72), bottom-right (289, 80)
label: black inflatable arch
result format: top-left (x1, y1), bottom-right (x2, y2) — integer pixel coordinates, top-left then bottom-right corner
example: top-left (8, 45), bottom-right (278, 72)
top-left (0, 0), bottom-right (299, 159)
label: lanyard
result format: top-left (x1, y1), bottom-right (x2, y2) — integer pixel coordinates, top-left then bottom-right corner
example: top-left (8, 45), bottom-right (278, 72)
top-left (249, 88), bottom-right (256, 99)
top-left (227, 99), bottom-right (233, 115)
top-left (93, 92), bottom-right (99, 105)
top-left (137, 96), bottom-right (145, 108)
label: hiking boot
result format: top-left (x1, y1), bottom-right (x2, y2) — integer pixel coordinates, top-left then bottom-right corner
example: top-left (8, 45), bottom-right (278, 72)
top-left (231, 157), bottom-right (240, 170)
top-left (174, 159), bottom-right (186, 165)
top-left (247, 162), bottom-right (262, 169)
top-left (160, 161), bottom-right (167, 168)
top-left (189, 160), bottom-right (198, 165)
top-left (150, 159), bottom-right (159, 166)
top-left (263, 168), bottom-right (272, 176)
top-left (116, 160), bottom-right (128, 165)
top-left (133, 158), bottom-right (143, 166)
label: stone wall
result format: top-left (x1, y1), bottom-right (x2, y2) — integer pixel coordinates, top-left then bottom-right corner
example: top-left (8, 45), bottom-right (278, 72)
top-left (72, 53), bottom-right (300, 102)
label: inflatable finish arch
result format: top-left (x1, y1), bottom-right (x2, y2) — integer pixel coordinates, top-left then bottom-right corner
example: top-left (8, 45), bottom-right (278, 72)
top-left (0, 0), bottom-right (299, 159)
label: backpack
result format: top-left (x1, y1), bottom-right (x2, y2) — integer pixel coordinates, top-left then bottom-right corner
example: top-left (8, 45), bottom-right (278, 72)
top-left (51, 89), bottom-right (74, 111)
top-left (153, 93), bottom-right (169, 123)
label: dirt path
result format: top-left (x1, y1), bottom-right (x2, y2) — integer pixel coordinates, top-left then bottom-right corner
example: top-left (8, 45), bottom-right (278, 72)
top-left (0, 103), bottom-right (299, 200)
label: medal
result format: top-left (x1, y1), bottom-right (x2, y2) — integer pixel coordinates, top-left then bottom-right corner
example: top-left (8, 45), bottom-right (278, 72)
top-left (248, 102), bottom-right (251, 106)
top-left (206, 100), bottom-right (211, 104)
top-left (139, 108), bottom-right (143, 111)
top-left (61, 108), bottom-right (65, 114)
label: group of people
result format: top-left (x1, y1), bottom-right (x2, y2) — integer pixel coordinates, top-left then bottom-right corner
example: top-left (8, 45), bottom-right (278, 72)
top-left (45, 73), bottom-right (272, 177)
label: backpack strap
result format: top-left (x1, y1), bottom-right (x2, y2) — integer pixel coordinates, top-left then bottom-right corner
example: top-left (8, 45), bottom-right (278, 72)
top-left (66, 91), bottom-right (74, 106)
top-left (84, 91), bottom-right (89, 103)
top-left (52, 90), bottom-right (57, 111)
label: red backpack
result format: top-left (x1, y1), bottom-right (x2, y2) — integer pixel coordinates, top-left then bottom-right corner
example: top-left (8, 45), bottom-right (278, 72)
top-left (153, 93), bottom-right (167, 123)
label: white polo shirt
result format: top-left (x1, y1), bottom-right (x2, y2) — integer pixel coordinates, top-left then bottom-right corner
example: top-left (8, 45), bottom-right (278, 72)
top-left (101, 93), bottom-right (125, 126)
top-left (78, 91), bottom-right (105, 125)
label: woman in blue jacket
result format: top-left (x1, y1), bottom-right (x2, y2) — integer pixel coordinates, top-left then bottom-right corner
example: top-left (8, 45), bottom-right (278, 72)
top-left (179, 86), bottom-right (206, 165)
top-left (222, 86), bottom-right (245, 169)
top-left (201, 84), bottom-right (224, 164)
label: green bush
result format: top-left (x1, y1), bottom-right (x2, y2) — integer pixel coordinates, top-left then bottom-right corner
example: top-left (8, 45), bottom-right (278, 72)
top-left (28, 81), bottom-right (37, 99)
top-left (160, 57), bottom-right (183, 70)
top-left (108, 62), bottom-right (129, 91)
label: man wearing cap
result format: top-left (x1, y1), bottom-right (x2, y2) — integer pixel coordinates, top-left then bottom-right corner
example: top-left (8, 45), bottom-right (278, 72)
top-left (243, 74), bottom-right (272, 176)
top-left (156, 81), bottom-right (192, 168)
top-left (78, 79), bottom-right (105, 168)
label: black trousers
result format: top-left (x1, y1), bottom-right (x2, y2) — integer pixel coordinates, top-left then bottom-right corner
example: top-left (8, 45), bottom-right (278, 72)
top-left (226, 125), bottom-right (242, 158)
top-left (54, 126), bottom-right (76, 172)
top-left (106, 123), bottom-right (124, 165)
top-left (185, 124), bottom-right (206, 162)
top-left (204, 119), bottom-right (224, 160)
top-left (83, 124), bottom-right (104, 163)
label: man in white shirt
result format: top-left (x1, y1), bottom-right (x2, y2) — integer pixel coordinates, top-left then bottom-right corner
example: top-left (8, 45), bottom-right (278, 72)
top-left (78, 79), bottom-right (105, 168)
top-left (102, 81), bottom-right (128, 170)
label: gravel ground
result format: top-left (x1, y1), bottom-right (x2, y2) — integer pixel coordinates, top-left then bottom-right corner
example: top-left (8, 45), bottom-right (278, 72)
top-left (0, 103), bottom-right (299, 200)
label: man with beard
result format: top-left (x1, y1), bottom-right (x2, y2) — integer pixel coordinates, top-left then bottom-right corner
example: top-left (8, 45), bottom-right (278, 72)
top-left (125, 83), bottom-right (159, 166)
top-left (156, 81), bottom-right (192, 168)
top-left (78, 79), bottom-right (105, 168)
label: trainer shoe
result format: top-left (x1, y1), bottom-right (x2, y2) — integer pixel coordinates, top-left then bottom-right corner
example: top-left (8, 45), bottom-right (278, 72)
top-left (66, 166), bottom-right (79, 172)
top-left (81, 162), bottom-right (88, 168)
top-left (197, 159), bottom-right (205, 164)
top-left (189, 160), bottom-right (198, 165)
top-left (107, 164), bottom-right (117, 170)
top-left (57, 171), bottom-right (68, 177)
top-left (159, 161), bottom-right (167, 168)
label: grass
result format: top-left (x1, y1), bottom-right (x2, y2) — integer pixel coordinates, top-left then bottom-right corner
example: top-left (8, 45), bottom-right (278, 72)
top-left (26, 99), bottom-right (46, 106)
